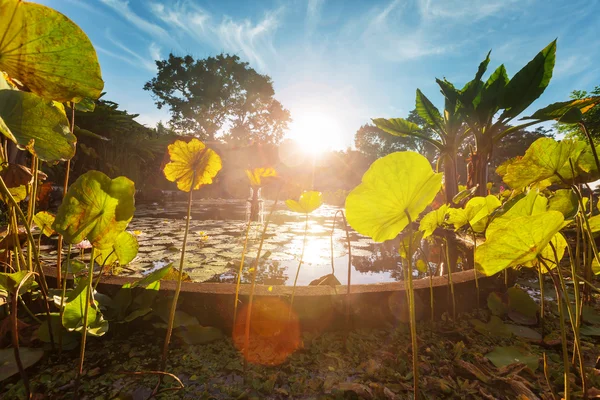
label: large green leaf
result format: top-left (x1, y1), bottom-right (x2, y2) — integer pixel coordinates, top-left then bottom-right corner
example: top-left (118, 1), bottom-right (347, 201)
top-left (523, 97), bottom-right (600, 122)
top-left (95, 231), bottom-right (139, 266)
top-left (460, 51), bottom-right (491, 106)
top-left (62, 281), bottom-right (97, 331)
top-left (476, 64), bottom-right (508, 125)
top-left (487, 190), bottom-right (548, 236)
top-left (286, 191), bottom-right (323, 214)
top-left (0, 0), bottom-right (103, 102)
top-left (33, 211), bottom-right (55, 237)
top-left (345, 151), bottom-right (442, 242)
top-left (0, 90), bottom-right (76, 161)
top-left (499, 40), bottom-right (556, 120)
top-left (372, 118), bottom-right (424, 137)
top-left (474, 211), bottom-right (564, 276)
top-left (163, 139), bottom-right (222, 192)
top-left (0, 347), bottom-right (44, 382)
top-left (415, 89), bottom-right (444, 133)
top-left (0, 271), bottom-right (35, 295)
top-left (547, 189), bottom-right (578, 219)
top-left (53, 171), bottom-right (135, 250)
top-left (500, 138), bottom-right (587, 189)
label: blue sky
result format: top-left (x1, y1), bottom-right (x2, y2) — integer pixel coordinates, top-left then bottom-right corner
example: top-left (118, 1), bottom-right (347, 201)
top-left (39, 0), bottom-right (600, 149)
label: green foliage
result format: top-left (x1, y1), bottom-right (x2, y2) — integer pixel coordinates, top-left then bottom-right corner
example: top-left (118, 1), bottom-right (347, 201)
top-left (33, 211), bottom-right (55, 237)
top-left (346, 151), bottom-right (442, 242)
top-left (285, 191), bottom-right (323, 214)
top-left (0, 0), bottom-right (103, 102)
top-left (556, 86), bottom-right (600, 140)
top-left (144, 53), bottom-right (290, 144)
top-left (0, 90), bottom-right (76, 161)
top-left (446, 195), bottom-right (501, 233)
top-left (485, 346), bottom-right (539, 371)
top-left (419, 204), bottom-right (449, 238)
top-left (53, 171), bottom-right (136, 250)
top-left (95, 231), bottom-right (139, 266)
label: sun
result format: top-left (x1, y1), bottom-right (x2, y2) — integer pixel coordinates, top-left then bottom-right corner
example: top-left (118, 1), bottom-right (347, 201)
top-left (286, 111), bottom-right (343, 154)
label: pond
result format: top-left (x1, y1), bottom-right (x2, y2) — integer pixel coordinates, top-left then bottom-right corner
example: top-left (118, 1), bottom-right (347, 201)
top-left (41, 199), bottom-right (463, 285)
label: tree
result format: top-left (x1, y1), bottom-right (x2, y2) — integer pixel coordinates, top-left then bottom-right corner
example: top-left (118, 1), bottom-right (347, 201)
top-left (355, 110), bottom-right (437, 161)
top-left (556, 86), bottom-right (600, 141)
top-left (144, 53), bottom-right (291, 145)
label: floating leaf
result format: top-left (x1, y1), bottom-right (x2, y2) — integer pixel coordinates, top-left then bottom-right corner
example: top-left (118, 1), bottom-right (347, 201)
top-left (176, 325), bottom-right (223, 345)
top-left (0, 0), bottom-right (103, 102)
top-left (507, 287), bottom-right (538, 321)
top-left (33, 211), bottom-right (55, 237)
top-left (485, 346), bottom-right (539, 371)
top-left (487, 292), bottom-right (508, 316)
top-left (506, 324), bottom-right (542, 341)
top-left (286, 191), bottom-right (323, 214)
top-left (163, 139), bottom-right (222, 192)
top-left (346, 152), bottom-right (442, 242)
top-left (0, 90), bottom-right (76, 161)
top-left (474, 211), bottom-right (564, 276)
top-left (53, 171), bottom-right (135, 250)
top-left (470, 316), bottom-right (512, 338)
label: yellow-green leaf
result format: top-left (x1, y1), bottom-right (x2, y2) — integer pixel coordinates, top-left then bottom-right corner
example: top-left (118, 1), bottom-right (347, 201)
top-left (535, 232), bottom-right (567, 273)
top-left (345, 151), bottom-right (442, 242)
top-left (446, 195), bottom-right (500, 233)
top-left (419, 204), bottom-right (449, 238)
top-left (547, 189), bottom-right (578, 219)
top-left (0, 90), bottom-right (75, 161)
top-left (53, 171), bottom-right (135, 250)
top-left (95, 231), bottom-right (138, 266)
top-left (245, 167), bottom-right (277, 187)
top-left (0, 0), bottom-right (103, 102)
top-left (163, 139), bottom-right (222, 192)
top-left (33, 211), bottom-right (55, 237)
top-left (475, 211), bottom-right (564, 276)
top-left (286, 191), bottom-right (323, 214)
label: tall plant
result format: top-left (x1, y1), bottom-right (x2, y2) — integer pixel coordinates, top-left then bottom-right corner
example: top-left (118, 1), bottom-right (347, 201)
top-left (345, 151), bottom-right (443, 398)
top-left (158, 139), bottom-right (222, 378)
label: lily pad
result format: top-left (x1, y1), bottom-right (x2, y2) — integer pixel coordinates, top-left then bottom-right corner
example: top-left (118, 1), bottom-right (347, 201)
top-left (507, 287), bottom-right (538, 322)
top-left (175, 325), bottom-right (223, 345)
top-left (506, 324), bottom-right (542, 341)
top-left (486, 346), bottom-right (539, 371)
top-left (470, 316), bottom-right (512, 338)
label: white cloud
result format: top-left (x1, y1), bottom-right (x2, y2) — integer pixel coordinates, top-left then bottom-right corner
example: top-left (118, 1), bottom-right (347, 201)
top-left (149, 42), bottom-right (161, 63)
top-left (417, 0), bottom-right (520, 22)
top-left (306, 0), bottom-right (324, 33)
top-left (100, 0), bottom-right (171, 39)
top-left (149, 1), bottom-right (282, 70)
top-left (102, 31), bottom-right (157, 72)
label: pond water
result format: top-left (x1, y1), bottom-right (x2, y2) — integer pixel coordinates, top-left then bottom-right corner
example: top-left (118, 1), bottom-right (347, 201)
top-left (44, 200), bottom-right (456, 286)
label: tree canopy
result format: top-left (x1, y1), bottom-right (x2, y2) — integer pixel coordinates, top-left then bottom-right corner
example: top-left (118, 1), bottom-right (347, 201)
top-left (144, 53), bottom-right (291, 145)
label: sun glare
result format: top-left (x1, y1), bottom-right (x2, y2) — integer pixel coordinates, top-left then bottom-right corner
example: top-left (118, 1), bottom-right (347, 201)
top-left (287, 111), bottom-right (343, 154)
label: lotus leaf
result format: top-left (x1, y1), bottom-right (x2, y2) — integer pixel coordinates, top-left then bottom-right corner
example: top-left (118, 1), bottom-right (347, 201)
top-left (419, 204), bottom-right (449, 238)
top-left (246, 167), bottom-right (277, 187)
top-left (96, 231), bottom-right (138, 266)
top-left (0, 0), bottom-right (103, 102)
top-left (547, 189), bottom-right (578, 218)
top-left (0, 347), bottom-right (44, 382)
top-left (474, 211), bottom-right (564, 276)
top-left (163, 139), bottom-right (222, 192)
top-left (346, 152), bottom-right (442, 242)
top-left (446, 195), bottom-right (500, 232)
top-left (0, 90), bottom-right (76, 161)
top-left (286, 191), bottom-right (323, 214)
top-left (485, 346), bottom-right (539, 371)
top-left (53, 171), bottom-right (135, 250)
top-left (33, 211), bottom-right (55, 237)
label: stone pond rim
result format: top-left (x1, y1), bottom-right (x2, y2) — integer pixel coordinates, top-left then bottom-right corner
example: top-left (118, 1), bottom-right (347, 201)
top-left (43, 266), bottom-right (507, 333)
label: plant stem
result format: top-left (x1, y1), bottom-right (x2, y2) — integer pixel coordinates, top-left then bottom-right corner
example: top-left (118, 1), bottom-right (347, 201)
top-left (289, 213), bottom-right (309, 317)
top-left (471, 230), bottom-right (480, 306)
top-left (538, 266), bottom-right (545, 337)
top-left (160, 176), bottom-right (194, 373)
top-left (580, 122), bottom-right (600, 174)
top-left (233, 220), bottom-right (252, 327)
top-left (11, 273), bottom-right (34, 399)
top-left (243, 190), bottom-right (281, 373)
top-left (550, 269), bottom-right (570, 400)
top-left (404, 211), bottom-right (419, 399)
top-left (74, 247), bottom-right (95, 398)
top-left (59, 245), bottom-right (72, 354)
top-left (443, 238), bottom-right (456, 320)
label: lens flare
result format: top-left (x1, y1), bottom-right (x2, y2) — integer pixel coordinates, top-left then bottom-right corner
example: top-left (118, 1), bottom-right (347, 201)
top-left (232, 297), bottom-right (301, 365)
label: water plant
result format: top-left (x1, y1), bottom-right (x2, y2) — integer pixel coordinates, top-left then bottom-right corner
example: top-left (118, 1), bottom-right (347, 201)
top-left (346, 151), bottom-right (443, 398)
top-left (158, 138), bottom-right (222, 379)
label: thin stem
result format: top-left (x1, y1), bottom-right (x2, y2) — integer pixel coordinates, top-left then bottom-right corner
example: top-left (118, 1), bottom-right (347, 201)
top-left (59, 245), bottom-right (72, 354)
top-left (289, 213), bottom-right (309, 316)
top-left (11, 273), bottom-right (34, 399)
top-left (404, 211), bottom-right (419, 399)
top-left (160, 176), bottom-right (194, 373)
top-left (243, 189), bottom-right (281, 373)
top-left (549, 268), bottom-right (570, 400)
top-left (471, 230), bottom-right (480, 306)
top-left (233, 220), bottom-right (253, 327)
top-left (579, 122), bottom-right (600, 174)
top-left (538, 266), bottom-right (545, 337)
top-left (74, 247), bottom-right (95, 398)
top-left (443, 238), bottom-right (456, 320)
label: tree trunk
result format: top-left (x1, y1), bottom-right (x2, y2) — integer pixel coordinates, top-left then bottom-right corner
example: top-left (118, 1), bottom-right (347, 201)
top-left (443, 154), bottom-right (458, 204)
